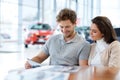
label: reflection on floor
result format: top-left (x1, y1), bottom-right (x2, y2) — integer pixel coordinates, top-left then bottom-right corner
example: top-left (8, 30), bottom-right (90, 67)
top-left (0, 43), bottom-right (49, 80)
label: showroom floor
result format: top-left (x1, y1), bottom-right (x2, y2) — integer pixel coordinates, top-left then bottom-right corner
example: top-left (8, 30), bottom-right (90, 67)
top-left (0, 42), bottom-right (49, 80)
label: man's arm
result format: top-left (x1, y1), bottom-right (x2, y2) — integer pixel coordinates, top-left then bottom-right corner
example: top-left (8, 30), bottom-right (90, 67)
top-left (31, 51), bottom-right (49, 63)
top-left (79, 42), bottom-right (91, 66)
top-left (79, 60), bottom-right (88, 66)
top-left (25, 51), bottom-right (49, 69)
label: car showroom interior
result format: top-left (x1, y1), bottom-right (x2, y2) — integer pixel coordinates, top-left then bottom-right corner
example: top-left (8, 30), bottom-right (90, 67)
top-left (0, 0), bottom-right (120, 80)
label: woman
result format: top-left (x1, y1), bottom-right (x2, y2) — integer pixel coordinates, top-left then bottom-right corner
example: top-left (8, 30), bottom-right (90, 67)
top-left (88, 16), bottom-right (120, 68)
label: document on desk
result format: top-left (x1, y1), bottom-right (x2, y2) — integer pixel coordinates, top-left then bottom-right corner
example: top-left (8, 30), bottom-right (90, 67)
top-left (37, 65), bottom-right (80, 73)
top-left (5, 66), bottom-right (70, 80)
top-left (27, 58), bottom-right (41, 68)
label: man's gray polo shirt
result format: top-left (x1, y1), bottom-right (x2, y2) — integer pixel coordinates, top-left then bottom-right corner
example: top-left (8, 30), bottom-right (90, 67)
top-left (41, 33), bottom-right (90, 66)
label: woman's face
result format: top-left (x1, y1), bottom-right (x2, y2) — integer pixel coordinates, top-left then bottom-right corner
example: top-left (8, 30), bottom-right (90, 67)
top-left (90, 23), bottom-right (104, 41)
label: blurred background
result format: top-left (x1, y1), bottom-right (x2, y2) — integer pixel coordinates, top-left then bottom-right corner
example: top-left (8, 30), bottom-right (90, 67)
top-left (0, 0), bottom-right (120, 80)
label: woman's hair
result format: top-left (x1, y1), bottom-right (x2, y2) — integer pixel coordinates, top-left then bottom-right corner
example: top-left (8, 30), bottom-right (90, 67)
top-left (92, 16), bottom-right (117, 44)
top-left (56, 8), bottom-right (77, 24)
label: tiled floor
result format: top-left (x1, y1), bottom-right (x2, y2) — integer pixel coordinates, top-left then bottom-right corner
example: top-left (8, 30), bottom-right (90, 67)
top-left (0, 43), bottom-right (49, 80)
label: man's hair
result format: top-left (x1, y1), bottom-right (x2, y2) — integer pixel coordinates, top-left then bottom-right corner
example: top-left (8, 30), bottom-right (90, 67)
top-left (92, 16), bottom-right (117, 44)
top-left (56, 8), bottom-right (77, 24)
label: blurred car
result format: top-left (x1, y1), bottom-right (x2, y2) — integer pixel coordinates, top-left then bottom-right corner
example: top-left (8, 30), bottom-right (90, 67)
top-left (0, 33), bottom-right (11, 43)
top-left (0, 33), bottom-right (11, 39)
top-left (114, 28), bottom-right (120, 41)
top-left (75, 26), bottom-right (93, 43)
top-left (0, 33), bottom-right (11, 46)
top-left (24, 23), bottom-right (54, 48)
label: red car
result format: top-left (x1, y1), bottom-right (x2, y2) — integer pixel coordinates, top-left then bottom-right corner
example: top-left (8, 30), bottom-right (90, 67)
top-left (24, 23), bottom-right (54, 48)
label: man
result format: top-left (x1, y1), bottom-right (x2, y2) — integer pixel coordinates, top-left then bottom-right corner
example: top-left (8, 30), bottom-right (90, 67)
top-left (25, 8), bottom-right (90, 69)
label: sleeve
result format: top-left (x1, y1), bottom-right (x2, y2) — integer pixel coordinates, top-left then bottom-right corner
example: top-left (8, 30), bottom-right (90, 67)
top-left (109, 41), bottom-right (120, 68)
top-left (79, 42), bottom-right (91, 60)
top-left (41, 35), bottom-right (54, 56)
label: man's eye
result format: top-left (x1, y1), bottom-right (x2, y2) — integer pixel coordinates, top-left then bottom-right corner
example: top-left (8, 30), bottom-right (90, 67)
top-left (66, 26), bottom-right (70, 28)
top-left (60, 26), bottom-right (63, 28)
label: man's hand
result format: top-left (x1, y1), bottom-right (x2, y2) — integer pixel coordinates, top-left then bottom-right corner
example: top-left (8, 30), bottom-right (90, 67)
top-left (25, 61), bottom-right (32, 69)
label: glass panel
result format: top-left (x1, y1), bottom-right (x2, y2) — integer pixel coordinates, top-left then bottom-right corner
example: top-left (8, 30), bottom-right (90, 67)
top-left (22, 0), bottom-right (37, 8)
top-left (1, 0), bottom-right (18, 4)
top-left (1, 2), bottom-right (18, 41)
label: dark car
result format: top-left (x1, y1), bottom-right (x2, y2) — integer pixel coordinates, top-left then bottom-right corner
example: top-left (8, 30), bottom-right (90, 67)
top-left (114, 28), bottom-right (120, 41)
top-left (24, 23), bottom-right (54, 48)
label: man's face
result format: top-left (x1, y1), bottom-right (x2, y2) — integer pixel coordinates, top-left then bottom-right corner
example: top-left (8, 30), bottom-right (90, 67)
top-left (58, 20), bottom-right (76, 38)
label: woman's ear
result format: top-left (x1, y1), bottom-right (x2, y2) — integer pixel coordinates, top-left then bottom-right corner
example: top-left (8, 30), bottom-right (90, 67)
top-left (102, 34), bottom-right (104, 37)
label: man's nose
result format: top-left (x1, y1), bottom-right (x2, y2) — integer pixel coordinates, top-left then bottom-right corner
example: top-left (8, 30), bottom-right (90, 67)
top-left (62, 27), bottom-right (67, 32)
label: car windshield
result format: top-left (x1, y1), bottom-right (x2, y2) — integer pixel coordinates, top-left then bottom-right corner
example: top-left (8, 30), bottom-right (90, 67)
top-left (31, 24), bottom-right (51, 30)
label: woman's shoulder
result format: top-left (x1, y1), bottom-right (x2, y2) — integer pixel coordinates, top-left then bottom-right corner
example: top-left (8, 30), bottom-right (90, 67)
top-left (108, 40), bottom-right (120, 49)
top-left (110, 40), bottom-right (120, 46)
top-left (89, 43), bottom-right (96, 51)
top-left (90, 42), bottom-right (96, 46)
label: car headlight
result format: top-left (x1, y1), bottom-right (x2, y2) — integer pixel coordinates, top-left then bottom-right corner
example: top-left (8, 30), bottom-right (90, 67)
top-left (46, 35), bottom-right (51, 39)
top-left (35, 31), bottom-right (39, 35)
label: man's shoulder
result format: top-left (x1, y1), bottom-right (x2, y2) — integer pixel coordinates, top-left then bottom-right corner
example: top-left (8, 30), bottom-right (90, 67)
top-left (49, 34), bottom-right (62, 40)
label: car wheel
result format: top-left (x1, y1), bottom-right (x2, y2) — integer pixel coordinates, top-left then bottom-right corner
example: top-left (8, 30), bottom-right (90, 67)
top-left (25, 44), bottom-right (28, 48)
